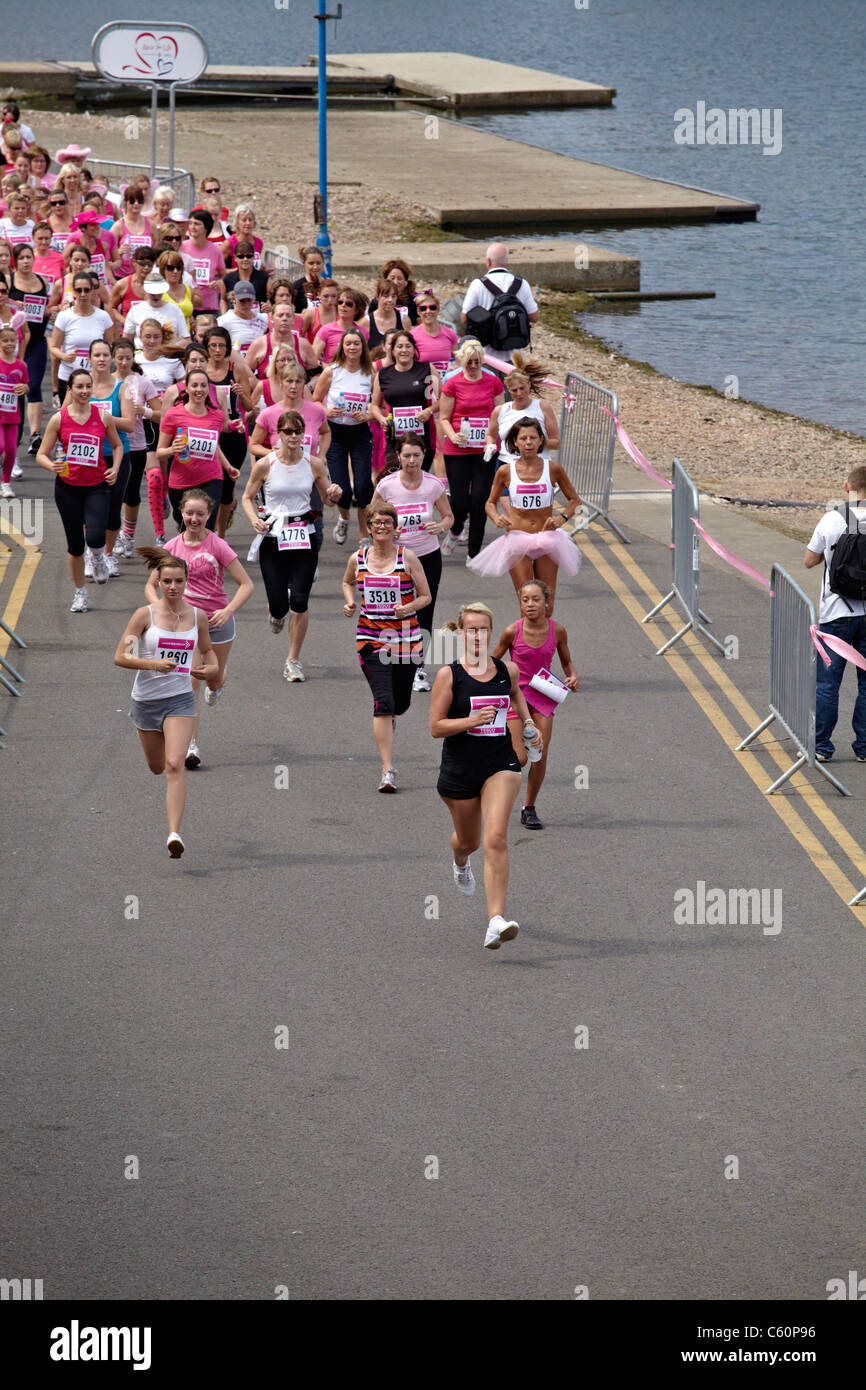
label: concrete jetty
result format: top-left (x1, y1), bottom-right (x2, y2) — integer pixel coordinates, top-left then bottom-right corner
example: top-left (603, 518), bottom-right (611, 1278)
top-left (322, 52), bottom-right (616, 108)
top-left (327, 240), bottom-right (638, 293)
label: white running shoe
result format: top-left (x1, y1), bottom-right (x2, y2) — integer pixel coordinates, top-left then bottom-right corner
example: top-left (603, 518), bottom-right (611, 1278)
top-left (204, 683), bottom-right (225, 705)
top-left (0, 482), bottom-right (13, 498)
top-left (154, 533), bottom-right (167, 547)
top-left (312, 566), bottom-right (320, 583)
top-left (457, 521), bottom-right (470, 545)
top-left (70, 586), bottom-right (88, 613)
top-left (413, 667), bottom-right (431, 692)
top-left (333, 517), bottom-right (349, 544)
top-left (441, 532), bottom-right (457, 556)
top-left (378, 768), bottom-right (397, 793)
top-left (185, 741), bottom-right (201, 769)
top-left (83, 546), bottom-right (94, 579)
top-left (283, 659), bottom-right (305, 682)
top-left (92, 551), bottom-right (109, 585)
top-left (11, 461), bottom-right (22, 479)
top-left (105, 552), bottom-right (119, 578)
top-left (114, 534), bottom-right (135, 558)
top-left (485, 914), bottom-right (519, 950)
top-left (453, 859), bottom-right (475, 895)
top-left (167, 832), bottom-right (185, 859)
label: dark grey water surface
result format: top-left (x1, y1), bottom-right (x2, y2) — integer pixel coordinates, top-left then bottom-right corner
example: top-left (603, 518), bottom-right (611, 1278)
top-left (9, 0), bottom-right (864, 432)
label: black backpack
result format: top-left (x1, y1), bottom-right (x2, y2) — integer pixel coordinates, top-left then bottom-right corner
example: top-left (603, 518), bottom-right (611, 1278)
top-left (465, 275), bottom-right (531, 352)
top-left (828, 503), bottom-right (866, 608)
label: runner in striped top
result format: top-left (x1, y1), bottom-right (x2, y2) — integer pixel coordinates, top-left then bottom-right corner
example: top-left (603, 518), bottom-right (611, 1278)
top-left (342, 499), bottom-right (430, 793)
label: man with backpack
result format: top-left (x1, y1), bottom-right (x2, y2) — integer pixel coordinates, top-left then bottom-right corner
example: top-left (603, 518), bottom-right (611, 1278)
top-left (804, 464), bottom-right (866, 762)
top-left (461, 243), bottom-right (538, 366)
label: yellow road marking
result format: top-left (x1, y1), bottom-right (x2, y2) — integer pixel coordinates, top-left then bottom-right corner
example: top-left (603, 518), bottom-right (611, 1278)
top-left (602, 531), bottom-right (866, 881)
top-left (580, 534), bottom-right (865, 917)
top-left (0, 515), bottom-right (40, 662)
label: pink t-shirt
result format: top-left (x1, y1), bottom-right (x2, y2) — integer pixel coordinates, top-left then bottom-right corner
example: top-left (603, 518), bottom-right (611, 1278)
top-left (441, 371), bottom-right (501, 455)
top-left (181, 240), bottom-right (225, 311)
top-left (123, 373), bottom-right (159, 451)
top-left (375, 471), bottom-right (447, 557)
top-left (0, 357), bottom-right (28, 423)
top-left (411, 323), bottom-right (457, 374)
top-left (163, 529), bottom-right (237, 617)
top-left (257, 399), bottom-right (327, 457)
top-left (160, 404), bottom-right (225, 488)
top-left (34, 250), bottom-right (65, 296)
top-left (225, 232), bottom-right (263, 269)
top-left (314, 318), bottom-right (369, 364)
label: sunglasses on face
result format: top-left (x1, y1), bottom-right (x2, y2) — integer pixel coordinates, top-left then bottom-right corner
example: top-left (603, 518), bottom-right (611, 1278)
top-left (126, 196), bottom-right (144, 204)
top-left (51, 199), bottom-right (67, 207)
top-left (419, 304), bottom-right (439, 311)
top-left (163, 235), bottom-right (181, 242)
top-left (204, 186), bottom-right (220, 194)
top-left (338, 299), bottom-right (356, 307)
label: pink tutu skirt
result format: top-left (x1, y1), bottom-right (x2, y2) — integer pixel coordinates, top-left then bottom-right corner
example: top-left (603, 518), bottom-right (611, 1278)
top-left (467, 527), bottom-right (581, 578)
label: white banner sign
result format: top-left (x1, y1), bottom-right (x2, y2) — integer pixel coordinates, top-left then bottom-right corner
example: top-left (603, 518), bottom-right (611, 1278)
top-left (92, 22), bottom-right (208, 85)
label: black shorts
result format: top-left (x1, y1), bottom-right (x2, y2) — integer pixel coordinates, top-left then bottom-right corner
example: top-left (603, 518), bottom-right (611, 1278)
top-left (436, 751), bottom-right (521, 801)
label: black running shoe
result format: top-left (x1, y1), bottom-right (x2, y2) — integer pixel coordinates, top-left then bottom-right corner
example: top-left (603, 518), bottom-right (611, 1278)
top-left (27, 433), bottom-right (42, 455)
top-left (520, 805), bottom-right (544, 829)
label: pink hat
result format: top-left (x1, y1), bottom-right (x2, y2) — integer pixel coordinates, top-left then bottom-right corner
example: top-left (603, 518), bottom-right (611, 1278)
top-left (73, 209), bottom-right (100, 226)
top-left (55, 144), bottom-right (92, 164)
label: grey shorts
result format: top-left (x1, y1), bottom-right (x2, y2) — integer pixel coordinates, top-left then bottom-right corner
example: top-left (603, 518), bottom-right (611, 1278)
top-left (208, 613), bottom-right (236, 645)
top-left (129, 690), bottom-right (197, 731)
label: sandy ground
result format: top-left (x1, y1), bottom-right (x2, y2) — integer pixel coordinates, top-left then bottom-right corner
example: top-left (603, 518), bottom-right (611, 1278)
top-left (26, 107), bottom-right (865, 540)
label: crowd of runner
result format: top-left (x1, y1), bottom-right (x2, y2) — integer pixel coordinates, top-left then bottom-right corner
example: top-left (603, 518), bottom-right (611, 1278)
top-left (3, 114), bottom-right (586, 949)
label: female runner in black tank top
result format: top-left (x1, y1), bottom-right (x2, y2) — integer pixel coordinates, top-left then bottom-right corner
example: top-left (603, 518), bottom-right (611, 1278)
top-left (430, 601), bottom-right (542, 951)
top-left (203, 325), bottom-right (254, 536)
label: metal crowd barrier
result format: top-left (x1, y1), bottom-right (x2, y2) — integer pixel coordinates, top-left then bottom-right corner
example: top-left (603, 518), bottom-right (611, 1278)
top-left (88, 160), bottom-right (196, 214)
top-left (641, 458), bottom-right (725, 656)
top-left (736, 565), bottom-right (849, 797)
top-left (557, 371), bottom-right (628, 542)
top-left (0, 616), bottom-right (27, 746)
top-left (262, 248), bottom-right (305, 281)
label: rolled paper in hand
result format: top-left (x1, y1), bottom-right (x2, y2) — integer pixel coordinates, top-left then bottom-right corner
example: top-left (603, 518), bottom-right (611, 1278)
top-left (529, 667), bottom-right (568, 705)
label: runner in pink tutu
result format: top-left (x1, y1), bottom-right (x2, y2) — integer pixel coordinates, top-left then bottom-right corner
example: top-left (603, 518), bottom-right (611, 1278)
top-left (467, 416), bottom-right (582, 610)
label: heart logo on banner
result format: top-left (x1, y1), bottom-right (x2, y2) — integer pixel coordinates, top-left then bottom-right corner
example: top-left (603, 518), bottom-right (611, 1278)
top-left (123, 31), bottom-right (179, 77)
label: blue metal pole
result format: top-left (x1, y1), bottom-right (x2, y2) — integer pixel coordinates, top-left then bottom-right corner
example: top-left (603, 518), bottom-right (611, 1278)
top-left (316, 0), bottom-right (332, 276)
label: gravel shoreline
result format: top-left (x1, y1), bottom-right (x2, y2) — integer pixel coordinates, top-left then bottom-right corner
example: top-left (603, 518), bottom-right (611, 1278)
top-left (25, 107), bottom-right (865, 541)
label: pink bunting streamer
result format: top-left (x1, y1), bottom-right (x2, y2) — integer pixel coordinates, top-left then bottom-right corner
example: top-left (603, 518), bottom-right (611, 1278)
top-left (598, 405), bottom-right (674, 490)
top-left (690, 519), bottom-right (773, 592)
top-left (810, 624), bottom-right (866, 672)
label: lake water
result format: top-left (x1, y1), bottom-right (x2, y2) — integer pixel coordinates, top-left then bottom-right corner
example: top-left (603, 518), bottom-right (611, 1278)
top-left (8, 0), bottom-right (864, 433)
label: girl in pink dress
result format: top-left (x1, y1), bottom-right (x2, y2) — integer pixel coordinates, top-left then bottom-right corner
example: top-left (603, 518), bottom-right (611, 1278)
top-left (493, 579), bottom-right (580, 830)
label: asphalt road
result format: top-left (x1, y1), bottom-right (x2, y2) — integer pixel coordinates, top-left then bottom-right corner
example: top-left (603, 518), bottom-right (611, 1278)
top-left (1, 454), bottom-right (864, 1302)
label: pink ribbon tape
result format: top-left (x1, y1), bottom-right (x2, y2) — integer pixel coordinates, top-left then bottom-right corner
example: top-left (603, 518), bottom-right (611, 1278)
top-left (810, 624), bottom-right (866, 672)
top-left (691, 519), bottom-right (772, 591)
top-left (599, 406), bottom-right (674, 490)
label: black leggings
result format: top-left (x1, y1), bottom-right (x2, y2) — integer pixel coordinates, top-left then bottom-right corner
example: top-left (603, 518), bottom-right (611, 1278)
top-left (358, 641), bottom-right (415, 717)
top-left (219, 429), bottom-right (247, 505)
top-left (103, 454), bottom-right (130, 531)
top-left (258, 532), bottom-right (321, 616)
top-left (444, 452), bottom-right (497, 558)
top-left (168, 477), bottom-right (223, 531)
top-left (54, 476), bottom-right (109, 556)
top-left (123, 448), bottom-right (148, 506)
top-left (415, 546), bottom-right (442, 637)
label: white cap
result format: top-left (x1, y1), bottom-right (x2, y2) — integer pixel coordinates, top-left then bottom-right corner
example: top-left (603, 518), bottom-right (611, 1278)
top-left (168, 207), bottom-right (188, 222)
